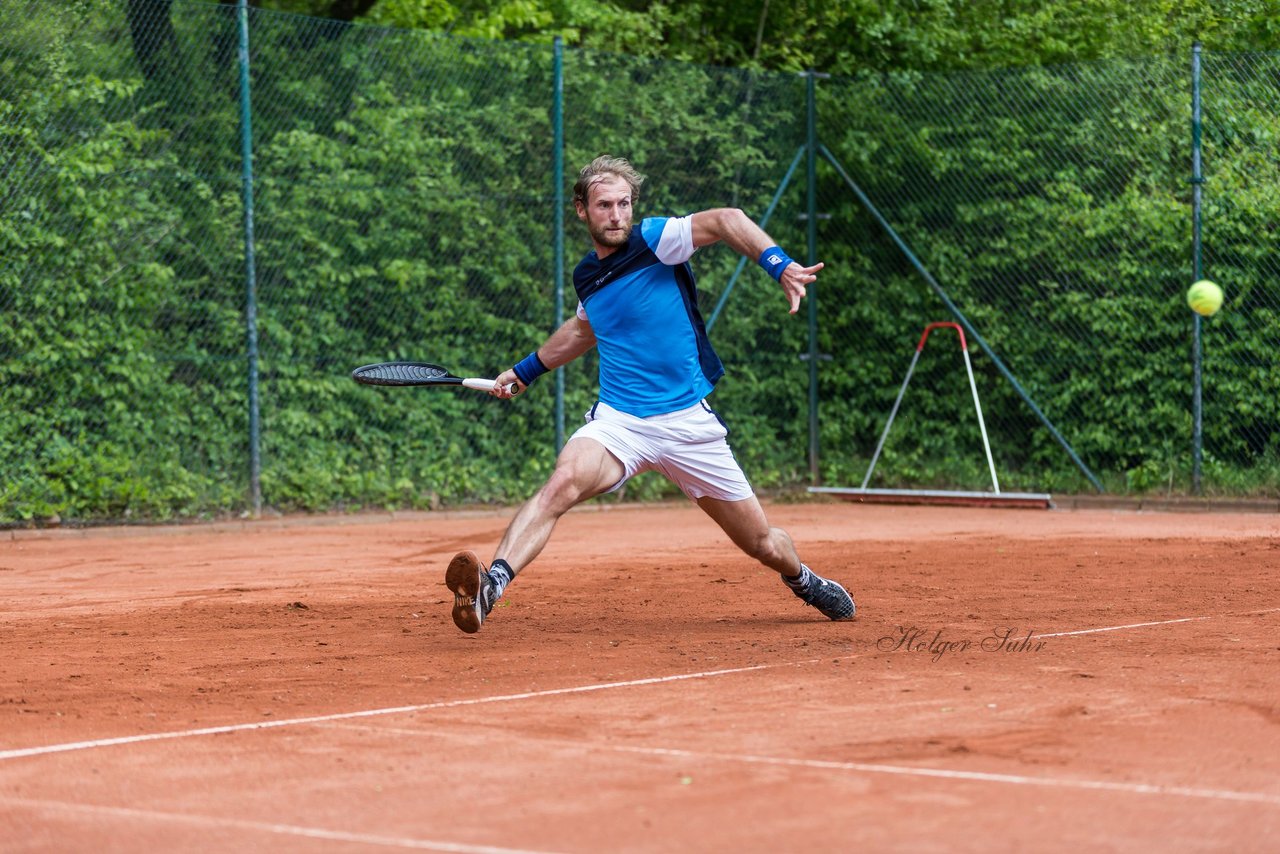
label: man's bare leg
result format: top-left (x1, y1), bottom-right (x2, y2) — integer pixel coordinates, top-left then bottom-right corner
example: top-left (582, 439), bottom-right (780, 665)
top-left (446, 437), bottom-right (624, 633)
top-left (697, 494), bottom-right (855, 621)
top-left (695, 494), bottom-right (801, 575)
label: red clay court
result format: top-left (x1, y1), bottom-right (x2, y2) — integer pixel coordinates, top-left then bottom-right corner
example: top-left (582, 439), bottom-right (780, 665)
top-left (1, 501), bottom-right (1278, 852)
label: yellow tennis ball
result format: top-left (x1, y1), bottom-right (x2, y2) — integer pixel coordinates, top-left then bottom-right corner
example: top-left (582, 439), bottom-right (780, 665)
top-left (1187, 280), bottom-right (1223, 316)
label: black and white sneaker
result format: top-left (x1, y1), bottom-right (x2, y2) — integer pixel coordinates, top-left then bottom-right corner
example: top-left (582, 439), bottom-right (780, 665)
top-left (786, 566), bottom-right (856, 621)
top-left (446, 550), bottom-right (497, 634)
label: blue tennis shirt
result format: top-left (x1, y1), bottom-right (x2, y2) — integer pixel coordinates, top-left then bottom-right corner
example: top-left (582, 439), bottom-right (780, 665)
top-left (572, 216), bottom-right (725, 417)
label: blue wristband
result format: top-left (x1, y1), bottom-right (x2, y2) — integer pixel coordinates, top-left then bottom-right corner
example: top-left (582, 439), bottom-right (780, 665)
top-left (758, 245), bottom-right (793, 281)
top-left (512, 351), bottom-right (549, 387)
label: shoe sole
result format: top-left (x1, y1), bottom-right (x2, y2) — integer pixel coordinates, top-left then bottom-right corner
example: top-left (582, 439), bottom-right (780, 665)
top-left (445, 550), bottom-right (484, 634)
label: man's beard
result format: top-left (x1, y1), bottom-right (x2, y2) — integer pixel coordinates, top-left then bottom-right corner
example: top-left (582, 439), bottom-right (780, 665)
top-left (591, 220), bottom-right (633, 248)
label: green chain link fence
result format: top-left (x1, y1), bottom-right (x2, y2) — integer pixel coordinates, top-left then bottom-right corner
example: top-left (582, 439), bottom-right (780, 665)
top-left (2, 0), bottom-right (1277, 524)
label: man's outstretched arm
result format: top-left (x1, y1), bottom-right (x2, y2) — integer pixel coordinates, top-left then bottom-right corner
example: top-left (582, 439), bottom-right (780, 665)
top-left (491, 314), bottom-right (596, 398)
top-left (689, 207), bottom-right (823, 314)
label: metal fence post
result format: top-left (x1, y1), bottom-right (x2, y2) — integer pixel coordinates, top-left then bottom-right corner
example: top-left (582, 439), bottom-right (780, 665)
top-left (237, 0), bottom-right (261, 516)
top-left (805, 70), bottom-right (820, 485)
top-left (553, 36), bottom-right (566, 454)
top-left (1191, 42), bottom-right (1205, 495)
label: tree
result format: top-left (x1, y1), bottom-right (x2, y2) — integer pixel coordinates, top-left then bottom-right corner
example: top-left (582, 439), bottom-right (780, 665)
top-left (249, 0), bottom-right (381, 20)
top-left (126, 0), bottom-right (177, 80)
top-left (261, 0), bottom-right (1280, 72)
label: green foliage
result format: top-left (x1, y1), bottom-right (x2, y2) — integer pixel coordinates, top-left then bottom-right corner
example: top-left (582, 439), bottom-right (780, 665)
top-left (2, 1), bottom-right (1278, 524)
top-left (807, 55), bottom-right (1280, 495)
top-left (346, 0), bottom-right (1280, 73)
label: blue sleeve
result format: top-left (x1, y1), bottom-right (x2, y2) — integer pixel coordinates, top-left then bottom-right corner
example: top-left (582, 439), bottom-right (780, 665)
top-left (640, 217), bottom-right (668, 250)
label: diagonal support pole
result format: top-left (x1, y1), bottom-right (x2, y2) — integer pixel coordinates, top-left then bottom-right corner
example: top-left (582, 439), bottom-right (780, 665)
top-left (819, 143), bottom-right (1103, 493)
top-left (706, 146), bottom-right (806, 331)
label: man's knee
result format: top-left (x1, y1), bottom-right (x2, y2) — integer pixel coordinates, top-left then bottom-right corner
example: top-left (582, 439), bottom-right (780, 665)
top-left (536, 468), bottom-right (586, 516)
top-left (737, 527), bottom-right (793, 568)
top-left (536, 449), bottom-right (618, 515)
top-left (740, 526), bottom-right (784, 564)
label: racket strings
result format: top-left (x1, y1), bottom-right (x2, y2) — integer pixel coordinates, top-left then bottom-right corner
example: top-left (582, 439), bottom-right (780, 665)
top-left (354, 363), bottom-right (453, 385)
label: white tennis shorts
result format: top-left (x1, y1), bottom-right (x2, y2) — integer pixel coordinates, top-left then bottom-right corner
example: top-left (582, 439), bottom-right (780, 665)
top-left (570, 400), bottom-right (755, 502)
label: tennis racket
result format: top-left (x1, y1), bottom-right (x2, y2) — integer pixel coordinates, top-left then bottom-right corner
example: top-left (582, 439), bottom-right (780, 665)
top-left (351, 362), bottom-right (519, 395)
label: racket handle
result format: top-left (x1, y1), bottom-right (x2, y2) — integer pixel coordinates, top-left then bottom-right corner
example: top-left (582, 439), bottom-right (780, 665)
top-left (462, 378), bottom-right (521, 395)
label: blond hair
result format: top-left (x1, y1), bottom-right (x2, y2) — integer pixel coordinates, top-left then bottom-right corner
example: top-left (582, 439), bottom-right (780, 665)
top-left (573, 155), bottom-right (645, 206)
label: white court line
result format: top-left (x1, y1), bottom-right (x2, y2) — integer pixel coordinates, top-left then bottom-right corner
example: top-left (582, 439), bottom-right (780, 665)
top-left (1039, 606), bottom-right (1280, 638)
top-left (315, 722), bottom-right (1280, 808)
top-left (0, 795), bottom-right (561, 853)
top-left (612, 745), bottom-right (1280, 807)
top-left (0, 659), bottom-right (820, 761)
top-left (2, 604), bottom-right (1277, 763)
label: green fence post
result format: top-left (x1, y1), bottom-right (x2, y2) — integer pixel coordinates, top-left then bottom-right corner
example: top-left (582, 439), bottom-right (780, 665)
top-left (1191, 42), bottom-right (1205, 495)
top-left (237, 0), bottom-right (261, 516)
top-left (553, 36), bottom-right (566, 453)
top-left (805, 70), bottom-right (820, 486)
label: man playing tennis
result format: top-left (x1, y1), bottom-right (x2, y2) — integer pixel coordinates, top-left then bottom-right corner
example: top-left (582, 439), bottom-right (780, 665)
top-left (445, 155), bottom-right (855, 633)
